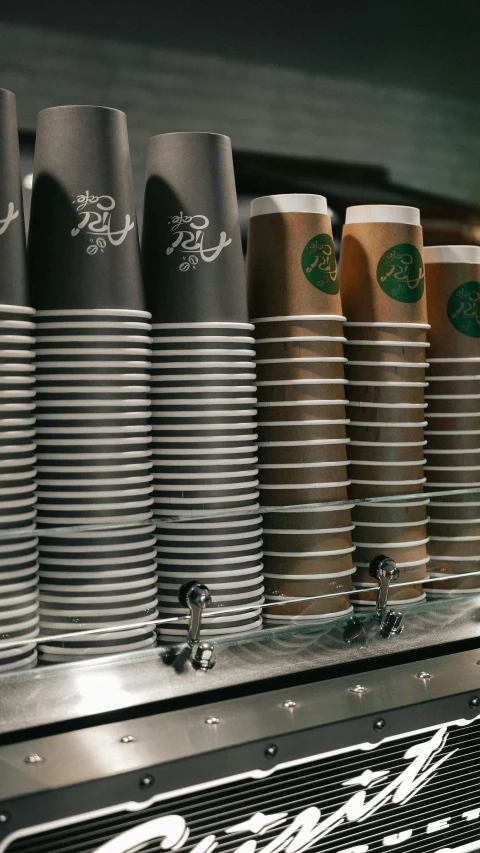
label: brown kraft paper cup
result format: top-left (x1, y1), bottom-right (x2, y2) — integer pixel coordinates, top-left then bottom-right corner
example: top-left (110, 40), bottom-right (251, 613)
top-left (345, 363), bottom-right (427, 384)
top-left (425, 378), bottom-right (480, 396)
top-left (263, 550), bottom-right (354, 576)
top-left (260, 482), bottom-right (349, 505)
top-left (257, 359), bottom-right (347, 383)
top-left (349, 461), bottom-right (426, 482)
top-left (425, 397), bottom-right (480, 415)
top-left (425, 451), bottom-right (480, 468)
top-left (340, 221), bottom-right (426, 324)
top-left (259, 402), bottom-right (347, 422)
top-left (248, 211), bottom-right (343, 318)
top-left (429, 575), bottom-right (480, 592)
top-left (259, 462), bottom-right (350, 486)
top-left (265, 577), bottom-right (352, 617)
top-left (257, 421), bottom-right (348, 443)
top-left (256, 382), bottom-right (347, 404)
top-left (428, 506), bottom-right (480, 527)
top-left (349, 442), bottom-right (426, 463)
top-left (344, 343), bottom-right (428, 364)
top-left (258, 441), bottom-right (349, 465)
top-left (353, 521), bottom-right (428, 543)
top-left (346, 403), bottom-right (426, 424)
top-left (344, 325), bottom-right (428, 344)
top-left (424, 431), bottom-right (480, 452)
top-left (347, 423), bottom-right (426, 444)
top-left (347, 384), bottom-right (426, 406)
top-left (354, 541), bottom-right (429, 566)
top-left (255, 319), bottom-right (344, 339)
top-left (263, 527), bottom-right (353, 552)
top-left (354, 561), bottom-right (428, 584)
top-left (355, 583), bottom-right (424, 605)
top-left (265, 506), bottom-right (353, 530)
top-left (427, 360), bottom-right (480, 378)
top-left (255, 338), bottom-right (346, 361)
top-left (428, 519), bottom-right (480, 538)
top-left (425, 467), bottom-right (480, 485)
top-left (352, 501), bottom-right (429, 525)
top-left (425, 260), bottom-right (480, 359)
top-left (429, 539), bottom-right (480, 559)
top-left (348, 480), bottom-right (425, 499)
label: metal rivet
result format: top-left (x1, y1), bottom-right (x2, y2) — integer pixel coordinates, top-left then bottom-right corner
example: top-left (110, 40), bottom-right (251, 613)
top-left (417, 671), bottom-right (431, 680)
top-left (0, 812), bottom-right (10, 824)
top-left (24, 753), bottom-right (44, 764)
top-left (282, 700), bottom-right (297, 709)
top-left (139, 775), bottom-right (155, 788)
top-left (265, 744), bottom-right (278, 758)
top-left (205, 716), bottom-right (220, 725)
top-left (120, 735), bottom-right (136, 743)
top-left (349, 684), bottom-right (367, 694)
top-left (373, 718), bottom-right (386, 731)
top-left (469, 696), bottom-right (480, 709)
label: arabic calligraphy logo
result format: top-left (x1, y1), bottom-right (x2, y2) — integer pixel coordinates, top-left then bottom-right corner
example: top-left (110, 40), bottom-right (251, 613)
top-left (0, 201), bottom-right (19, 236)
top-left (301, 234), bottom-right (339, 294)
top-left (376, 242), bottom-right (424, 303)
top-left (90, 726), bottom-right (455, 853)
top-left (166, 211), bottom-right (232, 272)
top-left (447, 281), bottom-right (480, 338)
top-left (71, 191), bottom-right (135, 255)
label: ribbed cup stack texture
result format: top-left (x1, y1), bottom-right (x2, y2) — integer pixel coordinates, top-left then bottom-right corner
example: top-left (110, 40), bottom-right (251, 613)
top-left (142, 132), bottom-right (264, 640)
top-left (423, 245), bottom-right (480, 596)
top-left (340, 204), bottom-right (430, 607)
top-left (0, 89), bottom-right (38, 672)
top-left (27, 106), bottom-right (158, 661)
top-left (247, 194), bottom-right (354, 625)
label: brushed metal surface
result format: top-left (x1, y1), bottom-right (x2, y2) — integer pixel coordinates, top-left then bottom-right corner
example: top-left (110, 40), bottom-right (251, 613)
top-left (0, 595), bottom-right (479, 736)
top-left (0, 647), bottom-right (480, 800)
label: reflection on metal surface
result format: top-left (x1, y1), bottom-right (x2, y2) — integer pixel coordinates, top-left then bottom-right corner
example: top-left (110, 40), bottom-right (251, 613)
top-left (0, 596), bottom-right (479, 736)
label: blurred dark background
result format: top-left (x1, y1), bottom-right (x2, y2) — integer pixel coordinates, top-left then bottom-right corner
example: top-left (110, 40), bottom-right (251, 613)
top-left (1, 0), bottom-right (479, 249)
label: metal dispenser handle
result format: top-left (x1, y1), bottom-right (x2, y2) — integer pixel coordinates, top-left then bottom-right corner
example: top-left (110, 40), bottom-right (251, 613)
top-left (178, 581), bottom-right (216, 670)
top-left (369, 554), bottom-right (404, 637)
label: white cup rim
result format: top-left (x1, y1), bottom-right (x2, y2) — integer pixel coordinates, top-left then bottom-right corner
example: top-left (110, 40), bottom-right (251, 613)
top-left (345, 204), bottom-right (420, 225)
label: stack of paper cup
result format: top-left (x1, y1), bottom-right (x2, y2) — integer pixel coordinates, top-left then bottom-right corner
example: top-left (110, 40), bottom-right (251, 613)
top-left (423, 245), bottom-right (480, 595)
top-left (340, 204), bottom-right (430, 607)
top-left (247, 194), bottom-right (354, 624)
top-left (141, 133), bottom-right (264, 640)
top-left (0, 89), bottom-right (38, 671)
top-left (28, 106), bottom-right (158, 661)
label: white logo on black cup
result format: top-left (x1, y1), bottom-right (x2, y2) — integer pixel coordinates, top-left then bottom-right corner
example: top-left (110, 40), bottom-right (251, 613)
top-left (0, 201), bottom-right (19, 235)
top-left (71, 191), bottom-right (135, 254)
top-left (166, 211), bottom-right (232, 272)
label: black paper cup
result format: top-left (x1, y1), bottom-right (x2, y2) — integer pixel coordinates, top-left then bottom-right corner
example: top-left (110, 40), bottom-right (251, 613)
top-left (29, 105), bottom-right (144, 310)
top-left (142, 132), bottom-right (247, 324)
top-left (0, 91), bottom-right (28, 307)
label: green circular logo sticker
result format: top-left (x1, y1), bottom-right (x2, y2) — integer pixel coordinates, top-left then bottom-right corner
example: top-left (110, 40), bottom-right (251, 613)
top-left (301, 234), bottom-right (338, 294)
top-left (447, 281), bottom-right (480, 337)
top-left (376, 243), bottom-right (424, 303)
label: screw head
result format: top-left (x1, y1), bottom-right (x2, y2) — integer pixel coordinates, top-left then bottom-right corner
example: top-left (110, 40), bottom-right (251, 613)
top-left (139, 774), bottom-right (155, 788)
top-left (374, 718), bottom-right (386, 731)
top-left (265, 744), bottom-right (278, 758)
top-left (0, 812), bottom-right (10, 824)
top-left (120, 735), bottom-right (136, 743)
top-left (192, 641), bottom-right (216, 671)
top-left (24, 753), bottom-right (44, 764)
top-left (469, 696), bottom-right (480, 709)
top-left (349, 684), bottom-right (367, 694)
top-left (205, 716), bottom-right (220, 725)
top-left (282, 700), bottom-right (297, 709)
top-left (417, 671), bottom-right (431, 680)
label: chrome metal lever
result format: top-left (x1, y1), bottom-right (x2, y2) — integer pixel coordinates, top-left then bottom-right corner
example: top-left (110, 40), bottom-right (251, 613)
top-left (369, 554), bottom-right (404, 637)
top-left (178, 581), bottom-right (216, 670)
